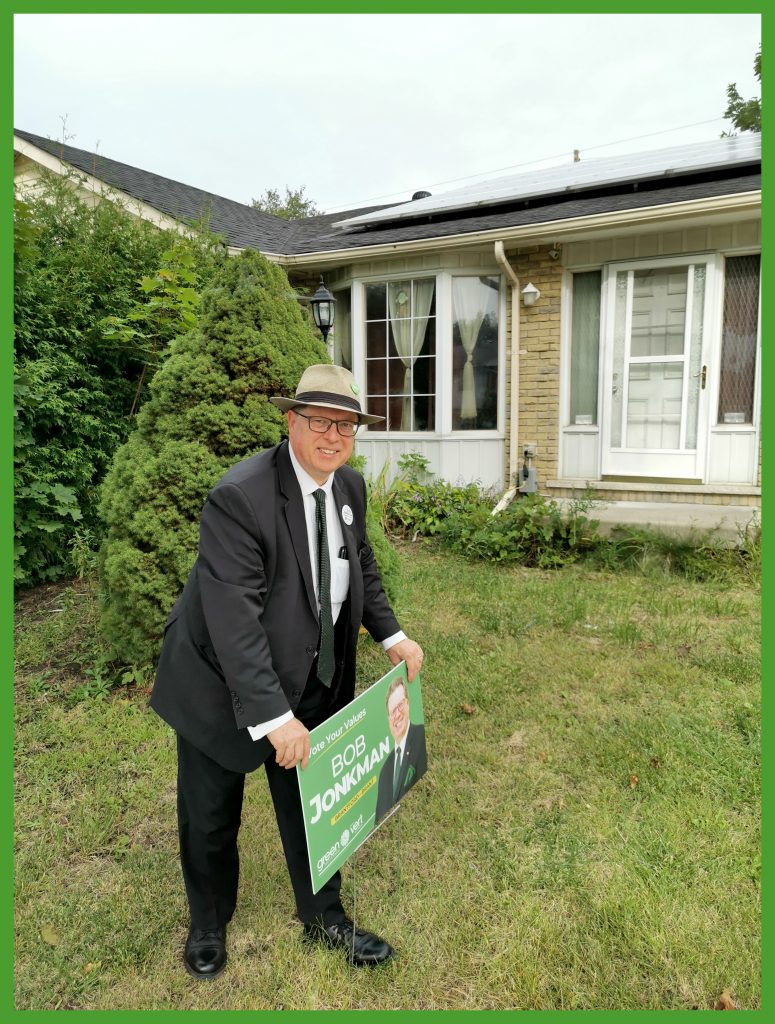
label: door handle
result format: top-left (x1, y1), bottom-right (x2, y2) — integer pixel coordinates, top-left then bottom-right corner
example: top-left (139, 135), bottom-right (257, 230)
top-left (692, 365), bottom-right (707, 389)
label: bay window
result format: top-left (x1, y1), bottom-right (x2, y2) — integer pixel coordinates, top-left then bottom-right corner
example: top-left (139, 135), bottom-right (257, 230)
top-left (340, 272), bottom-right (502, 435)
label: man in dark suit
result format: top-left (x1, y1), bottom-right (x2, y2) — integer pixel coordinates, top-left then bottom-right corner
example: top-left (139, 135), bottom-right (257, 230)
top-left (151, 364), bottom-right (423, 979)
top-left (375, 678), bottom-right (427, 823)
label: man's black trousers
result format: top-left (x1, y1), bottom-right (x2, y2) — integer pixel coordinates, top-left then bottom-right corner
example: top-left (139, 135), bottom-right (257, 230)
top-left (175, 677), bottom-right (344, 929)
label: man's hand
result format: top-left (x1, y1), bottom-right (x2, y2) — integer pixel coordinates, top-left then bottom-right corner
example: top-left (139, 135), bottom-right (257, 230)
top-left (386, 637), bottom-right (424, 682)
top-left (267, 717), bottom-right (310, 770)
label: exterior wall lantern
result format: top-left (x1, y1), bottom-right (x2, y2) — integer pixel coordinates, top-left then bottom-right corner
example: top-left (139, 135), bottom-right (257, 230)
top-left (309, 276), bottom-right (337, 341)
top-left (521, 282), bottom-right (540, 307)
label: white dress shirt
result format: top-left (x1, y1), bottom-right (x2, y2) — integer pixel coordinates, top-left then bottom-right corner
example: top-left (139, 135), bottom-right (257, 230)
top-left (247, 441), bottom-right (405, 741)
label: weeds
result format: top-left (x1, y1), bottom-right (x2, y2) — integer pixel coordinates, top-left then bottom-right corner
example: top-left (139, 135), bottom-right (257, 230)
top-left (366, 454), bottom-right (760, 587)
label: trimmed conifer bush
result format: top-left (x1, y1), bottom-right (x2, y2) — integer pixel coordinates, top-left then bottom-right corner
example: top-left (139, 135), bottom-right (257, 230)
top-left (99, 249), bottom-right (400, 668)
top-left (98, 249), bottom-right (330, 666)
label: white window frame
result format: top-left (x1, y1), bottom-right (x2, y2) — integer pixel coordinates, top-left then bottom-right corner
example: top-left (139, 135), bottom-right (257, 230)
top-left (350, 270), bottom-right (506, 438)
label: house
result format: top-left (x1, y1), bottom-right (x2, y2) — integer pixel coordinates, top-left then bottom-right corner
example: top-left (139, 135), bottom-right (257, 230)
top-left (15, 129), bottom-right (761, 533)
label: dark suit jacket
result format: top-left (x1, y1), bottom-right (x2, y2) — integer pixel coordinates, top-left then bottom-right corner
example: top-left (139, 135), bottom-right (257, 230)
top-left (151, 440), bottom-right (400, 773)
top-left (375, 721), bottom-right (427, 823)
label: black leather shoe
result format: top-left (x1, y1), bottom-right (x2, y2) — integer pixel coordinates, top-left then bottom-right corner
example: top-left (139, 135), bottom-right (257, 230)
top-left (184, 924), bottom-right (227, 979)
top-left (303, 918), bottom-right (394, 966)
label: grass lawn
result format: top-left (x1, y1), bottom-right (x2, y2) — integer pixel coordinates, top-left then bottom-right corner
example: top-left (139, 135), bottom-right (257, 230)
top-left (14, 545), bottom-right (760, 1010)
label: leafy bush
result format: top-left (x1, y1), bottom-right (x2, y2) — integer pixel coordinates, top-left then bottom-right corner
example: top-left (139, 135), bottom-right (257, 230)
top-left (99, 248), bottom-right (329, 667)
top-left (348, 453), bottom-right (402, 608)
top-left (372, 453), bottom-right (487, 540)
top-left (13, 172), bottom-right (225, 585)
top-left (441, 493), bottom-right (600, 568)
top-left (386, 479), bottom-right (486, 539)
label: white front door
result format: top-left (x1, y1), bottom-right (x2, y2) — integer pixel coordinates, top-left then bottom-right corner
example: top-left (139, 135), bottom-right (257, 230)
top-left (601, 256), bottom-right (718, 482)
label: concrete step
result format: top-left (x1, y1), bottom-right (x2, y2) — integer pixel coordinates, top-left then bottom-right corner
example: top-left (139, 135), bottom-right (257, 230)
top-left (553, 498), bottom-right (760, 546)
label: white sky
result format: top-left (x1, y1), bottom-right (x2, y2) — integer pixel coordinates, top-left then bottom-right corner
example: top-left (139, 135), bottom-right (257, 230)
top-left (14, 13), bottom-right (761, 214)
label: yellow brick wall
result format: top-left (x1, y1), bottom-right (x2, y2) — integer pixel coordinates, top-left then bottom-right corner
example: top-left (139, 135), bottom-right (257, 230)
top-left (502, 245), bottom-right (563, 489)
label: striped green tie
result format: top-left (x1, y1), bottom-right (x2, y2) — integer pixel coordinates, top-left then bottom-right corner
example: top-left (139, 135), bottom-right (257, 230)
top-left (314, 489), bottom-right (335, 687)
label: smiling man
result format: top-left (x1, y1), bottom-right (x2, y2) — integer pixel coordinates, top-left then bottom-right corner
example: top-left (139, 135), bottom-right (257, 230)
top-left (151, 364), bottom-right (423, 979)
top-left (375, 677), bottom-right (427, 823)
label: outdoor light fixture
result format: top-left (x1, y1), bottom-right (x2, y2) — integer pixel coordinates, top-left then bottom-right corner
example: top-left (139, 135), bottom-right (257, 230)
top-left (521, 282), bottom-right (540, 307)
top-left (310, 276), bottom-right (336, 342)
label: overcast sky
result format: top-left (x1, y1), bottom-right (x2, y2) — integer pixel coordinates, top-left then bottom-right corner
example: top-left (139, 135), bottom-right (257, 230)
top-left (14, 13), bottom-right (761, 214)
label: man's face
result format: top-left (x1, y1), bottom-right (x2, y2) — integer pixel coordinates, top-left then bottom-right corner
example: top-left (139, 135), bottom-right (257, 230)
top-left (287, 405), bottom-right (357, 484)
top-left (387, 685), bottom-right (409, 744)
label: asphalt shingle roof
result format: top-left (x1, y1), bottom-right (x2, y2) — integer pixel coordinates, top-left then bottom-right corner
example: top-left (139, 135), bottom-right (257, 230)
top-left (15, 129), bottom-right (293, 251)
top-left (16, 128), bottom-right (760, 260)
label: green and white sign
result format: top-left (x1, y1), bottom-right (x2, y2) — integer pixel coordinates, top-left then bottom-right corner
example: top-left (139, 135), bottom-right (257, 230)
top-left (297, 661), bottom-right (427, 894)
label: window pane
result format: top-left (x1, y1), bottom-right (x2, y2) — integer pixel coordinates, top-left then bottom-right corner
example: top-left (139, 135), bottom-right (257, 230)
top-left (451, 275), bottom-right (500, 430)
top-left (414, 317), bottom-right (435, 356)
top-left (684, 264), bottom-right (706, 449)
top-left (631, 268), bottom-right (687, 357)
top-left (718, 254), bottom-right (760, 424)
top-left (363, 277), bottom-right (436, 432)
top-left (387, 396), bottom-right (405, 431)
top-left (366, 359), bottom-right (387, 396)
top-left (331, 287), bottom-right (351, 370)
top-left (626, 361), bottom-right (682, 449)
top-left (366, 321), bottom-right (387, 359)
top-left (412, 394), bottom-right (435, 432)
top-left (388, 281), bottom-right (412, 319)
top-left (569, 271), bottom-right (601, 424)
top-left (388, 358), bottom-right (407, 395)
top-left (367, 395), bottom-right (387, 431)
top-left (365, 283), bottom-right (386, 320)
top-left (412, 356), bottom-right (435, 397)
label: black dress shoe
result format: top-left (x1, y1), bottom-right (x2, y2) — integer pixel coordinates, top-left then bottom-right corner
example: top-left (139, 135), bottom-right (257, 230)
top-left (184, 924), bottom-right (227, 979)
top-left (303, 918), bottom-right (394, 967)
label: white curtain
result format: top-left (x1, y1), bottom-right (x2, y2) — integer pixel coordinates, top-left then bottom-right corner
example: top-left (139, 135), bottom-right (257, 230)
top-left (389, 280), bottom-right (434, 430)
top-left (453, 278), bottom-right (496, 422)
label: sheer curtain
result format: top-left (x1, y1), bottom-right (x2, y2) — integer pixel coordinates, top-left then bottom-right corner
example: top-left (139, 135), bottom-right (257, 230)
top-left (453, 278), bottom-right (496, 422)
top-left (389, 280), bottom-right (434, 430)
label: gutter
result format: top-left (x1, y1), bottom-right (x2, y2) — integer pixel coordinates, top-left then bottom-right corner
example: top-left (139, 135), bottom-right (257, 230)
top-left (494, 242), bottom-right (521, 505)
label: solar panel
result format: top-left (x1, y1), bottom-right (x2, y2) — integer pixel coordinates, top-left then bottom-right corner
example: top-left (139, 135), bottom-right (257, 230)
top-left (334, 135), bottom-right (760, 230)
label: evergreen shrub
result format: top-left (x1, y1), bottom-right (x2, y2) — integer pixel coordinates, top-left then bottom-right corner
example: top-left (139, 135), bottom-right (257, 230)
top-left (99, 249), bottom-right (329, 666)
top-left (13, 172), bottom-right (224, 584)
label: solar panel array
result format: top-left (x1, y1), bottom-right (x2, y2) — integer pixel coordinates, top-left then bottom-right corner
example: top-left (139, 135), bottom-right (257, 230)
top-left (334, 135), bottom-right (761, 230)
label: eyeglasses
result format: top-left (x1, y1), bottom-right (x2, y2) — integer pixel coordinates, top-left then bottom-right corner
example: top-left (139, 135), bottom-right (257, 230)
top-left (293, 411), bottom-right (360, 437)
top-left (388, 698), bottom-right (408, 721)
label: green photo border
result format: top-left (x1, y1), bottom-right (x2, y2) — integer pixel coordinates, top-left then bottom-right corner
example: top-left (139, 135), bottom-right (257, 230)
top-left (4, 3), bottom-right (766, 1021)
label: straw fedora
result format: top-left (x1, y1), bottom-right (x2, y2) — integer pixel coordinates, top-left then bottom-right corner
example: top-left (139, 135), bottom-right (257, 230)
top-left (269, 364), bottom-right (384, 424)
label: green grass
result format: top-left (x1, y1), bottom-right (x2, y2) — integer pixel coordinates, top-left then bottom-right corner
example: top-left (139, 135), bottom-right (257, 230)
top-left (14, 549), bottom-right (760, 1010)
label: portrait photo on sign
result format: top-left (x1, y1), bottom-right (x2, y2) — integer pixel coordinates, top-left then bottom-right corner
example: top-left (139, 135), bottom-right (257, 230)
top-left (375, 673), bottom-right (427, 823)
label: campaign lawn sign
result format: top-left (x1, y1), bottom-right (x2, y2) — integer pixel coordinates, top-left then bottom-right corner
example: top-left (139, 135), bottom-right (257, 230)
top-left (297, 661), bottom-right (427, 893)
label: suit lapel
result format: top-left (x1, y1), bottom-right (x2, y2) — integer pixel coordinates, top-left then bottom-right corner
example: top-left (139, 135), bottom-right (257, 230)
top-left (277, 442), bottom-right (318, 620)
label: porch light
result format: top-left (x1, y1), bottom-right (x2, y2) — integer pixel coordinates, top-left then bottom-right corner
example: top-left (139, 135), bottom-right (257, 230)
top-left (521, 282), bottom-right (540, 307)
top-left (310, 276), bottom-right (337, 341)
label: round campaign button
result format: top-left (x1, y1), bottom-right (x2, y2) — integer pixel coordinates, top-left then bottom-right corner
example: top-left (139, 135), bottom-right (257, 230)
top-left (341, 504), bottom-right (354, 526)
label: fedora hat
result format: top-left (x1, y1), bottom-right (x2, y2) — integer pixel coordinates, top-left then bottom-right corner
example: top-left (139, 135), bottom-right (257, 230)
top-left (269, 364), bottom-right (384, 424)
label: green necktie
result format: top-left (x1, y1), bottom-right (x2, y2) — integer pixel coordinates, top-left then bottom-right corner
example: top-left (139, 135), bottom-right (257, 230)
top-left (314, 489), bottom-right (335, 687)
